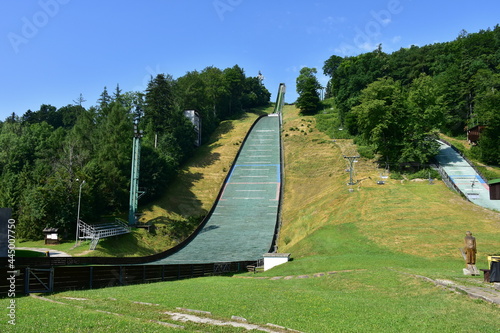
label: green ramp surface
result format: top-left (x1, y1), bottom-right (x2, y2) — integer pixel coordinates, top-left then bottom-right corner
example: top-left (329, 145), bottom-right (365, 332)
top-left (152, 114), bottom-right (282, 264)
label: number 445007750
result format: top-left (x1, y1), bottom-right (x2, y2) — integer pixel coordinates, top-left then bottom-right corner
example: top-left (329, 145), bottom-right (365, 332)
top-left (7, 219), bottom-right (16, 269)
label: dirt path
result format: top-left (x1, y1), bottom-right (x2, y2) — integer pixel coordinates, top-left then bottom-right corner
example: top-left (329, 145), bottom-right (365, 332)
top-left (31, 295), bottom-right (303, 332)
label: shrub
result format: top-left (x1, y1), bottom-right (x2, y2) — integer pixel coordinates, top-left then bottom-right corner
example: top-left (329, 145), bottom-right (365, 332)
top-left (357, 146), bottom-right (375, 159)
top-left (390, 172), bottom-right (404, 180)
top-left (407, 168), bottom-right (441, 180)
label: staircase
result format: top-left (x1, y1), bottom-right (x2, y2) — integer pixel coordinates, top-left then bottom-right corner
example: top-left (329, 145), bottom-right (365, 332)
top-left (77, 219), bottom-right (131, 250)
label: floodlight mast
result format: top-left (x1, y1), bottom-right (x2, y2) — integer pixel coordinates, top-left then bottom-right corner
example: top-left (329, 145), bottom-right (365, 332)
top-left (128, 114), bottom-right (144, 226)
top-left (344, 155), bottom-right (360, 186)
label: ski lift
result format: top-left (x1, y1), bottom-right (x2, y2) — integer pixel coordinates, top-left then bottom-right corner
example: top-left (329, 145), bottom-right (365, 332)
top-left (382, 163), bottom-right (390, 178)
top-left (377, 170), bottom-right (385, 185)
top-left (377, 163), bottom-right (388, 184)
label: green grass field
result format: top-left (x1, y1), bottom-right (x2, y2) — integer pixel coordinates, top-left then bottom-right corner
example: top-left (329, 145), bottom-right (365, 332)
top-left (2, 105), bottom-right (499, 332)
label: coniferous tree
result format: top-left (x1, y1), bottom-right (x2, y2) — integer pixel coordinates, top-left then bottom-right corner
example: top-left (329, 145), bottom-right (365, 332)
top-left (145, 74), bottom-right (176, 134)
top-left (98, 86), bottom-right (112, 110)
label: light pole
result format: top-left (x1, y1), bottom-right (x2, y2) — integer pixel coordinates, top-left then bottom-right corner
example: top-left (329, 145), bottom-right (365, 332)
top-left (75, 179), bottom-right (86, 245)
top-left (128, 118), bottom-right (144, 226)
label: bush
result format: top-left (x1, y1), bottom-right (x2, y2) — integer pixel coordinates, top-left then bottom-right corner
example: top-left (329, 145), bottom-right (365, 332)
top-left (407, 168), bottom-right (441, 180)
top-left (357, 146), bottom-right (375, 159)
top-left (390, 172), bottom-right (404, 180)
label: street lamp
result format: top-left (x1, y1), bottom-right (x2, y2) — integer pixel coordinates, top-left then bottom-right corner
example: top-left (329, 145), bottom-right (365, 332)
top-left (75, 179), bottom-right (86, 245)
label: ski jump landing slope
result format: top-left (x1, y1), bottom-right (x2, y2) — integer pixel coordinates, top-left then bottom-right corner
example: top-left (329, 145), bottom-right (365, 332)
top-left (436, 140), bottom-right (500, 212)
top-left (151, 114), bottom-right (282, 264)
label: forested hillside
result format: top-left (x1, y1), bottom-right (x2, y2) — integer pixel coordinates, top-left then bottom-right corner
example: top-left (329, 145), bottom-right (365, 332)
top-left (316, 26), bottom-right (500, 167)
top-left (0, 65), bottom-right (270, 240)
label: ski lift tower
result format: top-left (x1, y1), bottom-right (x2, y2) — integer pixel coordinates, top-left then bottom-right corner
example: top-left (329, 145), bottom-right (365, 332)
top-left (128, 114), bottom-right (145, 226)
top-left (344, 155), bottom-right (360, 186)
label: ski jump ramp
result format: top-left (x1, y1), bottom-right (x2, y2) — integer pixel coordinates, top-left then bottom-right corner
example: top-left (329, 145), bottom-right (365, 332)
top-left (435, 140), bottom-right (500, 212)
top-left (152, 114), bottom-right (283, 264)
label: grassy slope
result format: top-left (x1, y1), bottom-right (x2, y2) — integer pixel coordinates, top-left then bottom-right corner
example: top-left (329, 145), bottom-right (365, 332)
top-left (279, 106), bottom-right (500, 270)
top-left (3, 105), bottom-right (500, 333)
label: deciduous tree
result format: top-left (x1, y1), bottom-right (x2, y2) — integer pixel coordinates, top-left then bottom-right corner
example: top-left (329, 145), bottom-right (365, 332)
top-left (296, 67), bottom-right (321, 115)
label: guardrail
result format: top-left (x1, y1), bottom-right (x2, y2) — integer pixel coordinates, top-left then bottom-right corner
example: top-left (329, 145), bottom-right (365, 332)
top-left (437, 138), bottom-right (488, 183)
top-left (433, 162), bottom-right (464, 197)
top-left (272, 83), bottom-right (285, 253)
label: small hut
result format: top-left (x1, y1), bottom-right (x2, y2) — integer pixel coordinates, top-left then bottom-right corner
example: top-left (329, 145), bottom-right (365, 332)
top-left (489, 179), bottom-right (500, 200)
top-left (467, 125), bottom-right (486, 145)
top-left (43, 228), bottom-right (60, 245)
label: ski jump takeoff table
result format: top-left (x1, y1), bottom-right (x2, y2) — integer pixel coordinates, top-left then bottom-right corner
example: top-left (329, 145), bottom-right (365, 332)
top-left (153, 114), bottom-right (282, 264)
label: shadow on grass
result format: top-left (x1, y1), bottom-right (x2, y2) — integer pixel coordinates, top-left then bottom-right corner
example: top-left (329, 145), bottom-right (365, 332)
top-left (148, 215), bottom-right (202, 243)
top-left (92, 232), bottom-right (157, 257)
top-left (15, 250), bottom-right (46, 257)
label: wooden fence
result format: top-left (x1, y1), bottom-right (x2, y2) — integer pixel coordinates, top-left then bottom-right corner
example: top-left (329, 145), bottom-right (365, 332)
top-left (0, 261), bottom-right (254, 297)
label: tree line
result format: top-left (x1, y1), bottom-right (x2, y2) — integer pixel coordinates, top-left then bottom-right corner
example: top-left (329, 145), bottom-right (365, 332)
top-left (0, 65), bottom-right (271, 240)
top-left (297, 25), bottom-right (500, 168)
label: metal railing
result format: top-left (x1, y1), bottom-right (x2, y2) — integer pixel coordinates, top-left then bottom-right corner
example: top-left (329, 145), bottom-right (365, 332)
top-left (78, 219), bottom-right (131, 250)
top-left (434, 163), bottom-right (463, 197)
top-left (437, 139), bottom-right (488, 183)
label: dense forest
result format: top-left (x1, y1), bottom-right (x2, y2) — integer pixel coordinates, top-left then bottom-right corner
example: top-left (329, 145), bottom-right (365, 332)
top-left (307, 26), bottom-right (500, 168)
top-left (0, 65), bottom-right (271, 240)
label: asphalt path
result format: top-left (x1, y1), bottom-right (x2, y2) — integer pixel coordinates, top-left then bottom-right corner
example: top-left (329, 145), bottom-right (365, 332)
top-left (16, 247), bottom-right (72, 257)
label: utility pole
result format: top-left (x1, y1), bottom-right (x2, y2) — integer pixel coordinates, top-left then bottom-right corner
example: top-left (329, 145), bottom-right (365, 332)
top-left (344, 155), bottom-right (360, 186)
top-left (128, 115), bottom-right (144, 226)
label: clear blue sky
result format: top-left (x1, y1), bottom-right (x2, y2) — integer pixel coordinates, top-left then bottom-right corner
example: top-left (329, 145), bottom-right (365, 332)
top-left (1, 0), bottom-right (499, 121)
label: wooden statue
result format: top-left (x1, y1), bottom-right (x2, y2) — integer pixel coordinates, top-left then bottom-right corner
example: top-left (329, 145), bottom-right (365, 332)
top-left (462, 231), bottom-right (479, 275)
